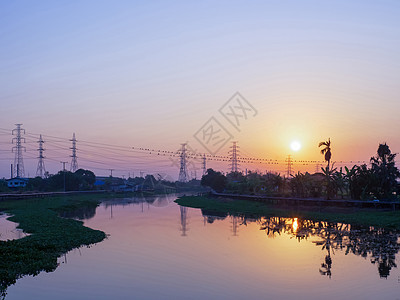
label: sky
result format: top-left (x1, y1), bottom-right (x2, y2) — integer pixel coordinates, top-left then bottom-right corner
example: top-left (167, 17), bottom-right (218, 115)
top-left (1, 0), bottom-right (400, 179)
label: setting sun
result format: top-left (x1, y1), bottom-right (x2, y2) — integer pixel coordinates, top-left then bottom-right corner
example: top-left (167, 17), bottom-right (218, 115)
top-left (290, 141), bottom-right (302, 152)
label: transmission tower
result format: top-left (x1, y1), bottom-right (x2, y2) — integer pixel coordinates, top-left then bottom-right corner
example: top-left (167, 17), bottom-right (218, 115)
top-left (202, 154), bottom-right (207, 175)
top-left (178, 143), bottom-right (188, 182)
top-left (12, 124), bottom-right (26, 178)
top-left (285, 154), bottom-right (293, 177)
top-left (70, 133), bottom-right (78, 172)
top-left (229, 141), bottom-right (239, 173)
top-left (36, 134), bottom-right (46, 178)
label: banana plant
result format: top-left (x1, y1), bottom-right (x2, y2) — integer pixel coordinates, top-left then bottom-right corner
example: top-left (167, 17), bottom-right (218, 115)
top-left (321, 164), bottom-right (337, 199)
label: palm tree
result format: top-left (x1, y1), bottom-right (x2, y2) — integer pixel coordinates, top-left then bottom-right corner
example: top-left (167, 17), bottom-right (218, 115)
top-left (319, 138), bottom-right (332, 170)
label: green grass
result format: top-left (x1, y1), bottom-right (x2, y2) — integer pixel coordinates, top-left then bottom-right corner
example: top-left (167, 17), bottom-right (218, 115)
top-left (175, 195), bottom-right (400, 229)
top-left (0, 195), bottom-right (107, 298)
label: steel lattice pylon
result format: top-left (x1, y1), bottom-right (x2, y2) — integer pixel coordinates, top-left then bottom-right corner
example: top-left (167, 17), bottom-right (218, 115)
top-left (202, 154), bottom-right (207, 176)
top-left (36, 134), bottom-right (46, 178)
top-left (70, 133), bottom-right (78, 172)
top-left (229, 141), bottom-right (239, 173)
top-left (178, 143), bottom-right (188, 182)
top-left (12, 124), bottom-right (26, 178)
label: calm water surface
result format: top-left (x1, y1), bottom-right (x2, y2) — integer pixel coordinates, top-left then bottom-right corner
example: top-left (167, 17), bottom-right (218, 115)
top-left (6, 194), bottom-right (400, 299)
top-left (0, 214), bottom-right (27, 241)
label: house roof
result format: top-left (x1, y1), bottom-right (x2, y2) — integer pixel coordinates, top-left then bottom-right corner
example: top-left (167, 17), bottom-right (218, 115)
top-left (6, 178), bottom-right (29, 182)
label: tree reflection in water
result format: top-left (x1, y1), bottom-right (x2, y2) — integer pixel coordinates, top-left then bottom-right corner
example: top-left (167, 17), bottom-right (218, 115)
top-left (58, 204), bottom-right (97, 220)
top-left (200, 209), bottom-right (400, 279)
top-left (259, 217), bottom-right (400, 278)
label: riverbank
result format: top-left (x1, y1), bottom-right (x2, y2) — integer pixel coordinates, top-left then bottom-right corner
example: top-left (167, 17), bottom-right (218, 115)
top-left (0, 194), bottom-right (108, 298)
top-left (209, 191), bottom-right (400, 209)
top-left (175, 195), bottom-right (400, 229)
top-left (0, 190), bottom-right (107, 201)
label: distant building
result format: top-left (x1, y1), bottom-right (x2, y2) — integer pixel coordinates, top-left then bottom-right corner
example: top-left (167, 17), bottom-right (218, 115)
top-left (94, 180), bottom-right (106, 187)
top-left (7, 178), bottom-right (28, 188)
top-left (94, 176), bottom-right (134, 192)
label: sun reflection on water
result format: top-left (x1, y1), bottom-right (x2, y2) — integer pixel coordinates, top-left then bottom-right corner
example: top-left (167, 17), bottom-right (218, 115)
top-left (292, 218), bottom-right (298, 233)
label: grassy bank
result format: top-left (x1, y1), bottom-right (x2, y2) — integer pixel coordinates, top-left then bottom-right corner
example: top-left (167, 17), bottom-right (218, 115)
top-left (0, 194), bottom-right (108, 298)
top-left (175, 195), bottom-right (400, 229)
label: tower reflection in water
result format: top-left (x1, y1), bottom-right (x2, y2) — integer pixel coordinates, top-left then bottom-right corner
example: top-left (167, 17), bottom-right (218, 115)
top-left (180, 206), bottom-right (188, 237)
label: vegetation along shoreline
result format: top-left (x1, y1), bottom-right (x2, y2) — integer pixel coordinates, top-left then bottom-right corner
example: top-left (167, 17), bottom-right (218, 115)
top-left (0, 194), bottom-right (108, 298)
top-left (175, 195), bottom-right (400, 230)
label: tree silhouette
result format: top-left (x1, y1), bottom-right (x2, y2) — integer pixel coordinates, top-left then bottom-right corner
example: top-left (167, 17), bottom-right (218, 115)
top-left (370, 143), bottom-right (399, 200)
top-left (201, 168), bottom-right (227, 192)
top-left (319, 138), bottom-right (332, 170)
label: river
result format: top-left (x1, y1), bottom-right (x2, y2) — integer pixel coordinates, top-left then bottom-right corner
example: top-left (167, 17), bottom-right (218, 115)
top-left (6, 194), bottom-right (400, 299)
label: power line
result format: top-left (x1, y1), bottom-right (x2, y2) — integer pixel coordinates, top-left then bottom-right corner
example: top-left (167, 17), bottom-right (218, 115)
top-left (0, 127), bottom-right (380, 179)
top-left (19, 130), bottom-right (372, 164)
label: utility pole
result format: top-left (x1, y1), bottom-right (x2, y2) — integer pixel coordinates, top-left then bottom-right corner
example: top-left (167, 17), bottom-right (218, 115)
top-left (202, 154), bottom-right (207, 176)
top-left (286, 155), bottom-right (293, 177)
top-left (36, 135), bottom-right (46, 178)
top-left (70, 133), bottom-right (78, 172)
top-left (61, 161), bottom-right (68, 192)
top-left (12, 124), bottom-right (26, 178)
top-left (229, 141), bottom-right (239, 173)
top-left (178, 143), bottom-right (188, 182)
top-left (109, 169), bottom-right (114, 177)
